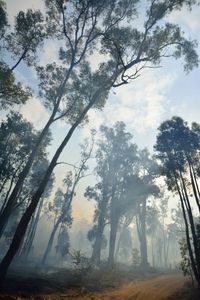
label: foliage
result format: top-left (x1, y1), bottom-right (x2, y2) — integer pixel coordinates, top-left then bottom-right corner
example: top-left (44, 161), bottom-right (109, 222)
top-left (0, 111), bottom-right (52, 211)
top-left (70, 249), bottom-right (92, 272)
top-left (178, 238), bottom-right (194, 282)
top-left (155, 116), bottom-right (200, 284)
top-left (55, 225), bottom-right (70, 259)
top-left (132, 248), bottom-right (140, 268)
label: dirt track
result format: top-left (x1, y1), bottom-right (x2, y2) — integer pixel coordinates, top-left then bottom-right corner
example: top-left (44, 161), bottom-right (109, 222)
top-left (46, 273), bottom-right (188, 300)
top-left (0, 273), bottom-right (191, 300)
top-left (92, 273), bottom-right (187, 300)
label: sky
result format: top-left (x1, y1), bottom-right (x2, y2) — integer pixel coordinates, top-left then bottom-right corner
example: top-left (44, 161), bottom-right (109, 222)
top-left (3, 0), bottom-right (200, 225)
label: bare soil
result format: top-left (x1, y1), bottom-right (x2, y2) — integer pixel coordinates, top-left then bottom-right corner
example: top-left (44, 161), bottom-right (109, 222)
top-left (0, 267), bottom-right (199, 300)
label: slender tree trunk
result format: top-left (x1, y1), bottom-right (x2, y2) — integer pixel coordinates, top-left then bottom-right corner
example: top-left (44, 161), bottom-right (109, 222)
top-left (0, 66), bottom-right (74, 238)
top-left (115, 227), bottom-right (123, 262)
top-left (188, 161), bottom-right (200, 213)
top-left (115, 216), bottom-right (133, 262)
top-left (179, 172), bottom-right (200, 282)
top-left (0, 175), bottom-right (15, 215)
top-left (91, 182), bottom-right (108, 265)
top-left (162, 217), bottom-right (168, 268)
top-left (0, 88), bottom-right (105, 282)
top-left (0, 118), bottom-right (53, 238)
top-left (91, 201), bottom-right (107, 265)
top-left (42, 219), bottom-right (60, 265)
top-left (175, 175), bottom-right (200, 285)
top-left (138, 199), bottom-right (148, 269)
top-left (0, 177), bottom-right (8, 195)
top-left (151, 235), bottom-right (155, 268)
top-left (191, 163), bottom-right (200, 199)
top-left (108, 214), bottom-right (118, 267)
top-left (20, 198), bottom-right (44, 258)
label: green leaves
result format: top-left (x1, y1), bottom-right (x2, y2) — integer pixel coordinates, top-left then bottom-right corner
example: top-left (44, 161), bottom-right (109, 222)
top-left (6, 9), bottom-right (46, 66)
top-left (0, 63), bottom-right (31, 109)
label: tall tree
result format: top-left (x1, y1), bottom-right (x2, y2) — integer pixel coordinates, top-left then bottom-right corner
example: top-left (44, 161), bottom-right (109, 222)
top-left (0, 2), bottom-right (47, 108)
top-left (0, 0), bottom-right (140, 235)
top-left (0, 112), bottom-right (51, 237)
top-left (0, 0), bottom-right (199, 281)
top-left (135, 149), bottom-right (159, 269)
top-left (154, 116), bottom-right (200, 285)
top-left (42, 134), bottom-right (94, 265)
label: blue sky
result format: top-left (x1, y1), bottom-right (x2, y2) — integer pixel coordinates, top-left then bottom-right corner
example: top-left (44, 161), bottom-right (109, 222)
top-left (4, 0), bottom-right (200, 222)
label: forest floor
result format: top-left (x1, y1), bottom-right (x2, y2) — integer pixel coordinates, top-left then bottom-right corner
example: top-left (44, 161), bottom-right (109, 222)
top-left (0, 266), bottom-right (199, 300)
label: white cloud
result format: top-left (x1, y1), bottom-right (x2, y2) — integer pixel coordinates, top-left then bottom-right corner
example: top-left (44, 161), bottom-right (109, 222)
top-left (6, 0), bottom-right (44, 23)
top-left (79, 68), bottom-right (176, 142)
top-left (167, 6), bottom-right (200, 35)
top-left (106, 70), bottom-right (176, 133)
top-left (19, 96), bottom-right (49, 129)
top-left (38, 40), bottom-right (61, 66)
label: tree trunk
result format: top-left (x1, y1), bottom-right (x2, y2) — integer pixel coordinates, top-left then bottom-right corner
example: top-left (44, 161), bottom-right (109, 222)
top-left (91, 187), bottom-right (108, 265)
top-left (42, 220), bottom-right (60, 265)
top-left (0, 66), bottom-right (74, 239)
top-left (0, 88), bottom-right (105, 282)
top-left (180, 172), bottom-right (200, 282)
top-left (188, 161), bottom-right (200, 213)
top-left (108, 212), bottom-right (118, 267)
top-left (138, 199), bottom-right (148, 269)
top-left (20, 198), bottom-right (44, 258)
top-left (175, 175), bottom-right (200, 285)
top-left (0, 117), bottom-right (53, 239)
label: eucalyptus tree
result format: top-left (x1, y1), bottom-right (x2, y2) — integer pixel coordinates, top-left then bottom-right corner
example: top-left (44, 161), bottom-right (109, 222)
top-left (146, 205), bottom-right (160, 267)
top-left (0, 1), bottom-right (47, 108)
top-left (115, 213), bottom-right (134, 262)
top-left (42, 182), bottom-right (73, 265)
top-left (0, 0), bottom-right (141, 237)
top-left (17, 159), bottom-right (55, 260)
top-left (154, 116), bottom-right (200, 285)
top-left (85, 122), bottom-right (139, 266)
top-left (42, 135), bottom-right (94, 265)
top-left (0, 0), bottom-right (199, 280)
top-left (0, 112), bottom-right (52, 237)
top-left (135, 149), bottom-right (159, 268)
top-left (55, 224), bottom-right (70, 265)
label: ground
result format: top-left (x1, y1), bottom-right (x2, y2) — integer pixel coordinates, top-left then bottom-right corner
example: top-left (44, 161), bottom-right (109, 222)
top-left (0, 267), bottom-right (199, 299)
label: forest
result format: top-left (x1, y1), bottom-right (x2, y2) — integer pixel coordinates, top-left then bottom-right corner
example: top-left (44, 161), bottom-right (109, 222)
top-left (0, 0), bottom-right (200, 299)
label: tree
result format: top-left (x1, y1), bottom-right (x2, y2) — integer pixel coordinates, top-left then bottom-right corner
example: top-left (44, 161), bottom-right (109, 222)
top-left (86, 122), bottom-right (139, 266)
top-left (42, 184), bottom-right (73, 265)
top-left (17, 159), bottom-right (54, 260)
top-left (0, 112), bottom-right (52, 238)
top-left (55, 225), bottom-right (70, 266)
top-left (0, 2), bottom-right (47, 108)
top-left (0, 0), bottom-right (199, 281)
top-left (146, 205), bottom-right (160, 267)
top-left (154, 116), bottom-right (200, 285)
top-left (135, 149), bottom-right (160, 269)
top-left (0, 0), bottom-right (139, 236)
top-left (42, 136), bottom-right (94, 265)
